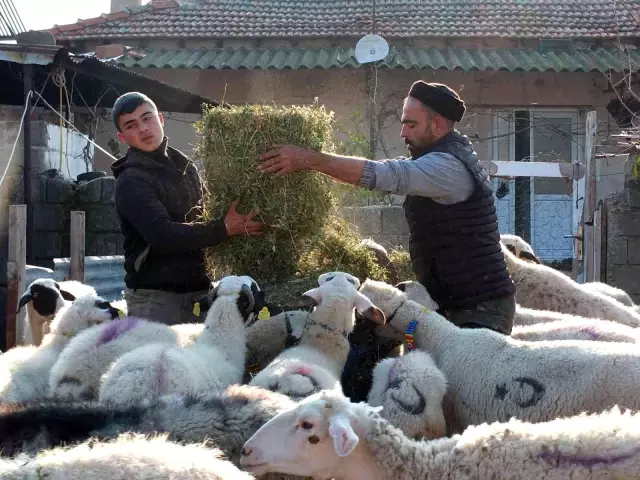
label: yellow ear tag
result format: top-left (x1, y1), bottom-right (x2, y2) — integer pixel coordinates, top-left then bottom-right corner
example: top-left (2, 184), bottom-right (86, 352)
top-left (193, 302), bottom-right (201, 317)
top-left (258, 307), bottom-right (270, 321)
top-left (420, 307), bottom-right (430, 314)
top-left (118, 310), bottom-right (125, 318)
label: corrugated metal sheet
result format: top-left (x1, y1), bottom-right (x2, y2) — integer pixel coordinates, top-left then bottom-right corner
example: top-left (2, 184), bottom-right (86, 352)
top-left (25, 256), bottom-right (125, 303)
top-left (111, 46), bottom-right (640, 73)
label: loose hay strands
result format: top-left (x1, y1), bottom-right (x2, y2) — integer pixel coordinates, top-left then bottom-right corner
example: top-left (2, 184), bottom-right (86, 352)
top-left (388, 248), bottom-right (416, 282)
top-left (196, 103), bottom-right (335, 283)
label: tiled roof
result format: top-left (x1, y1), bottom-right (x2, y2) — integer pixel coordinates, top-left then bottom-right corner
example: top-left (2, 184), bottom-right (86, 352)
top-left (47, 0), bottom-right (640, 41)
top-left (109, 45), bottom-right (640, 73)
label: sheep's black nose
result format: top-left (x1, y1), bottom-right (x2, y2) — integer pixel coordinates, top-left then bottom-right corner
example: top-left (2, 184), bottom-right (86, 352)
top-left (241, 447), bottom-right (252, 456)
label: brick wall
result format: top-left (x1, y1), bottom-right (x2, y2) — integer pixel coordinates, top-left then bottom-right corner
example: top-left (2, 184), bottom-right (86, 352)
top-left (338, 205), bottom-right (409, 251)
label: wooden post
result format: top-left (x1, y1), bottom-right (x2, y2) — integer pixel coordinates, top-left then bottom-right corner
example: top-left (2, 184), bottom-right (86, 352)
top-left (593, 205), bottom-right (603, 282)
top-left (70, 211), bottom-right (85, 282)
top-left (5, 205), bottom-right (27, 350)
top-left (584, 111), bottom-right (597, 282)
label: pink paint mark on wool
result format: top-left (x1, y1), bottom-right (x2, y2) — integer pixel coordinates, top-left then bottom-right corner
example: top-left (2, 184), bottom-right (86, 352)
top-left (96, 317), bottom-right (142, 346)
top-left (290, 365), bottom-right (312, 376)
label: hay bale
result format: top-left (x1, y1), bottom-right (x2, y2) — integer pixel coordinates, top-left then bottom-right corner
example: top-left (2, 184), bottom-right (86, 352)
top-left (388, 248), bottom-right (416, 282)
top-left (195, 104), bottom-right (335, 283)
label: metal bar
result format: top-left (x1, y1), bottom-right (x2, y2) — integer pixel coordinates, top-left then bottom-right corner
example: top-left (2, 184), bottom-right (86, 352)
top-left (5, 205), bottom-right (26, 350)
top-left (481, 161), bottom-right (585, 179)
top-left (23, 63), bottom-right (33, 264)
top-left (583, 111), bottom-right (598, 282)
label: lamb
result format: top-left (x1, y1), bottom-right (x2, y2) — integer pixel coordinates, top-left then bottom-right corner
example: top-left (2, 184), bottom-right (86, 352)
top-left (17, 278), bottom-right (97, 346)
top-left (99, 275), bottom-right (265, 408)
top-left (502, 243), bottom-right (640, 327)
top-left (358, 279), bottom-right (640, 434)
top-left (0, 384), bottom-right (295, 465)
top-left (49, 316), bottom-right (203, 402)
top-left (249, 272), bottom-right (386, 400)
top-left (501, 233), bottom-right (636, 307)
top-left (0, 432), bottom-right (253, 479)
top-left (0, 295), bottom-right (121, 404)
top-left (367, 349), bottom-right (447, 440)
top-left (240, 387), bottom-right (640, 480)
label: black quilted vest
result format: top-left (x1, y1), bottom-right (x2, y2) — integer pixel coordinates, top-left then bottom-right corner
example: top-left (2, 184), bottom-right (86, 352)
top-left (403, 131), bottom-right (515, 310)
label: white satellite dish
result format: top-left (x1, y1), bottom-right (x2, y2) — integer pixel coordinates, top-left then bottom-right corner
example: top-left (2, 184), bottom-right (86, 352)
top-left (355, 34), bottom-right (389, 64)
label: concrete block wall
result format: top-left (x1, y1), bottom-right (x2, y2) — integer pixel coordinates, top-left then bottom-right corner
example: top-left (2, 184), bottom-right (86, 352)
top-left (604, 156), bottom-right (640, 302)
top-left (338, 205), bottom-right (409, 251)
top-left (33, 175), bottom-right (122, 262)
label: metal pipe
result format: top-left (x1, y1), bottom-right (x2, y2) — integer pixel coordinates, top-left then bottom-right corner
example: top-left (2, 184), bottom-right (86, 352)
top-left (23, 63), bottom-right (33, 263)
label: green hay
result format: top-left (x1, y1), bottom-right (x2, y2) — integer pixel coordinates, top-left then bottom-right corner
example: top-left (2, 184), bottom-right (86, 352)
top-left (195, 103), bottom-right (335, 283)
top-left (388, 247), bottom-right (416, 282)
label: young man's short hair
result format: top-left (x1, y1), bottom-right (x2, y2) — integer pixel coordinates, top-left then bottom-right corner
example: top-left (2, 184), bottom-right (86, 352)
top-left (112, 92), bottom-right (157, 131)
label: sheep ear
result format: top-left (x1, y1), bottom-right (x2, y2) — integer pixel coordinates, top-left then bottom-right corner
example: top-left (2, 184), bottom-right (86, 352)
top-left (289, 287), bottom-right (322, 309)
top-left (354, 292), bottom-right (386, 325)
top-left (60, 290), bottom-right (76, 302)
top-left (520, 252), bottom-right (541, 264)
top-left (328, 414), bottom-right (359, 457)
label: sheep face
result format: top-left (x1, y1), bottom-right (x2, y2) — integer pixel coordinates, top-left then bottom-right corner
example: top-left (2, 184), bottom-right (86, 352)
top-left (395, 281), bottom-right (439, 310)
top-left (200, 275), bottom-right (266, 325)
top-left (17, 278), bottom-right (76, 317)
top-left (294, 273), bottom-right (386, 325)
top-left (241, 389), bottom-right (376, 477)
top-left (500, 234), bottom-right (541, 264)
top-left (50, 295), bottom-right (122, 336)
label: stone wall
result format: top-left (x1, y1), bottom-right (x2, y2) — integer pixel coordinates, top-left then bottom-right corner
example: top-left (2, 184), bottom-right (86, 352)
top-left (603, 155), bottom-right (640, 302)
top-left (339, 205), bottom-right (409, 251)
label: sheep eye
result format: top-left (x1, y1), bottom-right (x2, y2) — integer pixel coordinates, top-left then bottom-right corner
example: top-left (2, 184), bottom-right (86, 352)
top-left (347, 278), bottom-right (356, 285)
top-left (95, 301), bottom-right (111, 309)
top-left (325, 275), bottom-right (334, 282)
top-left (308, 435), bottom-right (320, 444)
top-left (32, 292), bottom-right (39, 297)
top-left (300, 421), bottom-right (314, 430)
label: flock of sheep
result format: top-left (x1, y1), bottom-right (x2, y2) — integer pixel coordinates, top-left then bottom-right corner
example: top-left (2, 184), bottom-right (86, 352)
top-left (0, 234), bottom-right (639, 479)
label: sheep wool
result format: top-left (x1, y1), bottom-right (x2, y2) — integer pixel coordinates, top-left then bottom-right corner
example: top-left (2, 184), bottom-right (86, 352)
top-left (241, 388), bottom-right (640, 480)
top-left (367, 349), bottom-right (447, 440)
top-left (0, 296), bottom-right (120, 404)
top-left (0, 433), bottom-right (254, 480)
top-left (99, 276), bottom-right (262, 408)
top-left (358, 279), bottom-right (640, 434)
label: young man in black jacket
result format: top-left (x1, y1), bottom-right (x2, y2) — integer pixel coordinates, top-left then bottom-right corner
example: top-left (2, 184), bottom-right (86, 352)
top-left (111, 92), bottom-right (263, 325)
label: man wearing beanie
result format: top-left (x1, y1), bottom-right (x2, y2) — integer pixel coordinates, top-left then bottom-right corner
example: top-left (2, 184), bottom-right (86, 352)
top-left (258, 81), bottom-right (515, 335)
top-left (111, 92), bottom-right (264, 325)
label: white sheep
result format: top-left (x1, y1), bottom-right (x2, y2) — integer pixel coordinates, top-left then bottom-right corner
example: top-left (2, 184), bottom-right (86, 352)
top-left (240, 388), bottom-right (640, 480)
top-left (502, 243), bottom-right (640, 327)
top-left (512, 317), bottom-right (639, 343)
top-left (0, 295), bottom-right (121, 404)
top-left (249, 272), bottom-right (385, 400)
top-left (367, 349), bottom-right (447, 440)
top-left (18, 278), bottom-right (97, 346)
top-left (49, 316), bottom-right (202, 402)
top-left (0, 432), bottom-right (253, 479)
top-left (501, 233), bottom-right (636, 307)
top-left (99, 275), bottom-right (263, 408)
top-left (358, 279), bottom-right (640, 434)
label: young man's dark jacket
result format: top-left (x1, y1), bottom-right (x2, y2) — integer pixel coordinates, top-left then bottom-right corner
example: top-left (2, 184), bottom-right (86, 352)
top-left (111, 137), bottom-right (227, 292)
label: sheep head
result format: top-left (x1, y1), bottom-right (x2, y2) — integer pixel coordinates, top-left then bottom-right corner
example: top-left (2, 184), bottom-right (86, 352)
top-left (240, 388), bottom-right (381, 478)
top-left (17, 278), bottom-right (77, 317)
top-left (200, 275), bottom-right (266, 325)
top-left (500, 234), bottom-right (541, 264)
top-left (49, 295), bottom-right (121, 337)
top-left (290, 272), bottom-right (385, 325)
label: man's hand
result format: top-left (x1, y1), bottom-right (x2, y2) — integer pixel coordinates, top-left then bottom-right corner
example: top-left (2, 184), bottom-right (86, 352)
top-left (257, 145), bottom-right (318, 176)
top-left (224, 199), bottom-right (264, 237)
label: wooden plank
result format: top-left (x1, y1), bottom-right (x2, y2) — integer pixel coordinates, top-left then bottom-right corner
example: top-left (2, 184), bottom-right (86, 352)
top-left (584, 111), bottom-right (598, 282)
top-left (593, 206), bottom-right (602, 282)
top-left (70, 211), bottom-right (85, 282)
top-left (5, 204), bottom-right (27, 350)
